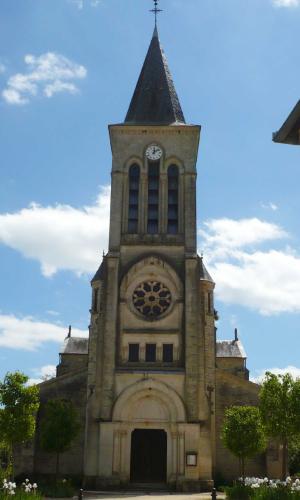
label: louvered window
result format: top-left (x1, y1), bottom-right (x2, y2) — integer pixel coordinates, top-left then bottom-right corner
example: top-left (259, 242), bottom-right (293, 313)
top-left (163, 344), bottom-right (173, 362)
top-left (128, 164), bottom-right (140, 233)
top-left (128, 344), bottom-right (139, 362)
top-left (146, 344), bottom-right (156, 362)
top-left (147, 162), bottom-right (159, 234)
top-left (168, 165), bottom-right (179, 234)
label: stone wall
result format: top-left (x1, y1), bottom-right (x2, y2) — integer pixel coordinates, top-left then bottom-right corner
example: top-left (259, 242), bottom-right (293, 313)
top-left (215, 369), bottom-right (266, 482)
top-left (15, 368), bottom-right (88, 478)
top-left (216, 357), bottom-right (249, 379)
top-left (57, 354), bottom-right (88, 377)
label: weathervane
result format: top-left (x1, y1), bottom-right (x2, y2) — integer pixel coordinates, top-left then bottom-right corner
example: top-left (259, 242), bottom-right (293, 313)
top-left (150, 0), bottom-right (162, 27)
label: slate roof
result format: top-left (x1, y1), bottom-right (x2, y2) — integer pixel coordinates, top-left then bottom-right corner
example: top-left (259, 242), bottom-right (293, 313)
top-left (125, 27), bottom-right (185, 125)
top-left (60, 337), bottom-right (89, 355)
top-left (91, 260), bottom-right (105, 284)
top-left (199, 257), bottom-right (214, 283)
top-left (216, 340), bottom-right (247, 358)
top-left (273, 100), bottom-right (300, 145)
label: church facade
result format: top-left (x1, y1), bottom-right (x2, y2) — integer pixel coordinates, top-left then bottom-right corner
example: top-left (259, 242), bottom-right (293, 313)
top-left (16, 27), bottom-right (282, 491)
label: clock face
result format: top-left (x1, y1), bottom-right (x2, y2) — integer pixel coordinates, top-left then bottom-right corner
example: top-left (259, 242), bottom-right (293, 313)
top-left (146, 145), bottom-right (163, 161)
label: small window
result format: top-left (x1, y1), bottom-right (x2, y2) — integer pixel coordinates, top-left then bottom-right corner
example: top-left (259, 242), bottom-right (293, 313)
top-left (145, 344), bottom-right (156, 362)
top-left (163, 344), bottom-right (173, 362)
top-left (128, 344), bottom-right (139, 362)
top-left (128, 164), bottom-right (140, 234)
top-left (93, 288), bottom-right (99, 313)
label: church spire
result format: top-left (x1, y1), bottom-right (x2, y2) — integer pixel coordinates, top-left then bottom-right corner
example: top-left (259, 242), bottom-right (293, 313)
top-left (124, 19), bottom-right (185, 125)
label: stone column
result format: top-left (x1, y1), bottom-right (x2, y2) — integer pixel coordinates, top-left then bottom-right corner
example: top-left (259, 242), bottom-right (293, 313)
top-left (178, 432), bottom-right (185, 475)
top-left (113, 430), bottom-right (121, 475)
top-left (120, 430), bottom-right (129, 482)
top-left (184, 173), bottom-right (197, 254)
top-left (140, 344), bottom-right (145, 362)
top-left (184, 257), bottom-right (200, 420)
top-left (157, 345), bottom-right (163, 362)
top-left (99, 255), bottom-right (119, 420)
top-left (171, 432), bottom-right (178, 476)
top-left (122, 172), bottom-right (129, 234)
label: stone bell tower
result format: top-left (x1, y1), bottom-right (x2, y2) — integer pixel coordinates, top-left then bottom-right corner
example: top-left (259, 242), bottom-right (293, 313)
top-left (84, 21), bottom-right (216, 491)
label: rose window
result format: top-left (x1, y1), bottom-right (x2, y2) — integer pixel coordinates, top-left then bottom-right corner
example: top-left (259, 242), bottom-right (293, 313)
top-left (133, 281), bottom-right (172, 318)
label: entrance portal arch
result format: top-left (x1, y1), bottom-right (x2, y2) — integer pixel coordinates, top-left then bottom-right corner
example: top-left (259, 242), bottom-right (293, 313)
top-left (111, 379), bottom-right (186, 484)
top-left (112, 378), bottom-right (186, 423)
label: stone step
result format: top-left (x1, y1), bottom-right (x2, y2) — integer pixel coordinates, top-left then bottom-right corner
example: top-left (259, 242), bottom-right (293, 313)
top-left (129, 482), bottom-right (169, 491)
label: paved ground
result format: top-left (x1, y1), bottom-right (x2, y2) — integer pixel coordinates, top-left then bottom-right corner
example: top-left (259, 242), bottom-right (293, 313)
top-left (83, 492), bottom-right (225, 499)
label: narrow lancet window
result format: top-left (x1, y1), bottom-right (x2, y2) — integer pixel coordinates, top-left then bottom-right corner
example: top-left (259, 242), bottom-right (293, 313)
top-left (208, 291), bottom-right (214, 314)
top-left (93, 288), bottom-right (99, 313)
top-left (168, 165), bottom-right (179, 234)
top-left (128, 164), bottom-right (140, 234)
top-left (147, 161), bottom-right (160, 234)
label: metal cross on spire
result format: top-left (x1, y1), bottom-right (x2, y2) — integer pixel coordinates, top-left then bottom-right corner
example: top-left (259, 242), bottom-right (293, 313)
top-left (150, 0), bottom-right (163, 27)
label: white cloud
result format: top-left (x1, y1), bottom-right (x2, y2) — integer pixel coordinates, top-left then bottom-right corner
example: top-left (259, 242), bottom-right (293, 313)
top-left (252, 366), bottom-right (300, 383)
top-left (212, 249), bottom-right (300, 315)
top-left (229, 314), bottom-right (238, 327)
top-left (28, 364), bottom-right (57, 386)
top-left (0, 187), bottom-right (110, 277)
top-left (38, 364), bottom-right (57, 378)
top-left (46, 310), bottom-right (60, 317)
top-left (272, 0), bottom-right (300, 6)
top-left (44, 81), bottom-right (78, 98)
top-left (199, 217), bottom-right (287, 261)
top-left (201, 218), bottom-right (300, 315)
top-left (69, 0), bottom-right (102, 8)
top-left (2, 52), bottom-right (87, 105)
top-left (0, 314), bottom-right (87, 351)
top-left (0, 63), bottom-right (6, 74)
top-left (2, 88), bottom-right (28, 105)
top-left (260, 202), bottom-right (278, 211)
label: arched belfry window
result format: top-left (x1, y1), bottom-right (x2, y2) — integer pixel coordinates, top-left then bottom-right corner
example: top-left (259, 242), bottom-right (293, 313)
top-left (168, 165), bottom-right (179, 234)
top-left (128, 164), bottom-right (140, 234)
top-left (147, 161), bottom-right (160, 234)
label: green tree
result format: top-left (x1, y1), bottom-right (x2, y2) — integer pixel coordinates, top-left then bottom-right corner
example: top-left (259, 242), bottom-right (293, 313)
top-left (0, 372), bottom-right (40, 477)
top-left (259, 372), bottom-right (300, 480)
top-left (40, 399), bottom-right (80, 480)
top-left (221, 405), bottom-right (267, 481)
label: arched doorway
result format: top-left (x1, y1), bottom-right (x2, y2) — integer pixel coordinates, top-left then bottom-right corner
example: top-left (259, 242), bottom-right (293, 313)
top-left (130, 429), bottom-right (167, 483)
top-left (112, 378), bottom-right (187, 482)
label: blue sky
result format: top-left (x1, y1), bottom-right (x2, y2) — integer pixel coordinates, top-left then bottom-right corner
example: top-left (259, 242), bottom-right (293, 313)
top-left (0, 0), bottom-right (299, 384)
